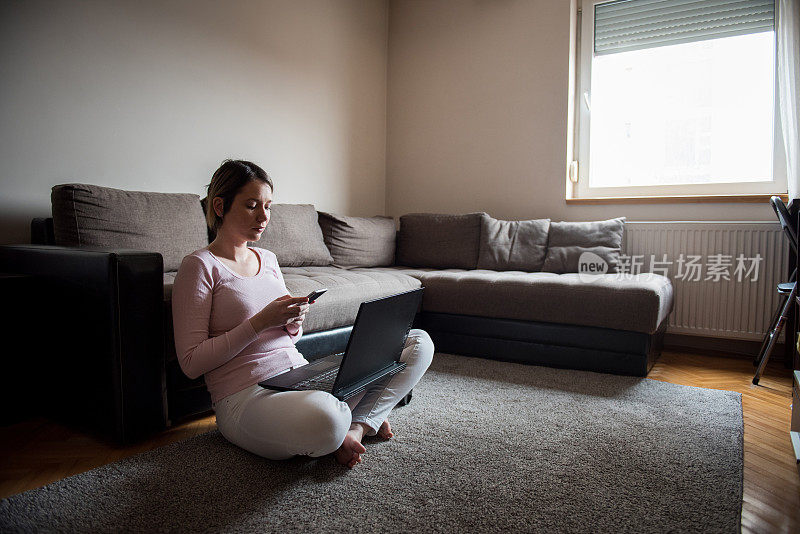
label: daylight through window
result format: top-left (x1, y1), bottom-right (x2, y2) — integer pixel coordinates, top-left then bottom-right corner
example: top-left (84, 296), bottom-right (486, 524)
top-left (575, 0), bottom-right (784, 198)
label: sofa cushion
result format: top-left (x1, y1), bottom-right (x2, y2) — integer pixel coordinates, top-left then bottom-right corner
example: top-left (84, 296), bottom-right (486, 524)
top-left (162, 266), bottom-right (421, 334)
top-left (478, 216), bottom-right (550, 271)
top-left (52, 183), bottom-right (208, 272)
top-left (396, 213), bottom-right (484, 269)
top-left (417, 270), bottom-right (672, 334)
top-left (250, 204), bottom-right (333, 267)
top-left (542, 218), bottom-right (625, 274)
top-left (352, 265), bottom-right (443, 281)
top-left (279, 266), bottom-right (422, 332)
top-left (318, 212), bottom-right (396, 268)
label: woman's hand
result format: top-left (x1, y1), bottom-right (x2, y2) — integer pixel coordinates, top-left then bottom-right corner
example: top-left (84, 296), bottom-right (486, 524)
top-left (250, 295), bottom-right (309, 333)
top-left (283, 294), bottom-right (309, 326)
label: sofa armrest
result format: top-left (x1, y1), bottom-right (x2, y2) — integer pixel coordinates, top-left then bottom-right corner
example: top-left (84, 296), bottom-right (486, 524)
top-left (0, 244), bottom-right (166, 444)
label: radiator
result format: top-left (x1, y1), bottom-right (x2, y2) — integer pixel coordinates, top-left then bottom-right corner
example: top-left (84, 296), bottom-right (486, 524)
top-left (623, 222), bottom-right (788, 340)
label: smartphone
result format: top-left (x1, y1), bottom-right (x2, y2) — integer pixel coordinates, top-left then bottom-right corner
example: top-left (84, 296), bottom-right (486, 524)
top-left (305, 288), bottom-right (328, 304)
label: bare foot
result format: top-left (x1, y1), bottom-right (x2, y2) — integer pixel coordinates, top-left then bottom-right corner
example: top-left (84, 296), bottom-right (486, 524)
top-left (334, 424), bottom-right (367, 468)
top-left (377, 419), bottom-right (394, 440)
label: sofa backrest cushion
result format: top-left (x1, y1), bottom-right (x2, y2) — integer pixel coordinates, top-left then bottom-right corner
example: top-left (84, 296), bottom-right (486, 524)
top-left (478, 216), bottom-right (550, 271)
top-left (250, 204), bottom-right (333, 267)
top-left (51, 183), bottom-right (208, 272)
top-left (396, 213), bottom-right (485, 269)
top-left (542, 217), bottom-right (626, 274)
top-left (318, 212), bottom-right (396, 268)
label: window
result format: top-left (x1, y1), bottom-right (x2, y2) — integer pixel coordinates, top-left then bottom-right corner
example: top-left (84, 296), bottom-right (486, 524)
top-left (573, 0), bottom-right (785, 199)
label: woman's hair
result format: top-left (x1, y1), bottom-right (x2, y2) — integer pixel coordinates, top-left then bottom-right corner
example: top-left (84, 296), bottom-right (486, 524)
top-left (205, 159), bottom-right (273, 231)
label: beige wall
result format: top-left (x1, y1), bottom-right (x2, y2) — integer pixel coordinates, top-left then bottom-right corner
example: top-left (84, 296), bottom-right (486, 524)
top-left (0, 0), bottom-right (389, 244)
top-left (1, 0), bottom-right (780, 247)
top-left (386, 0), bottom-right (776, 222)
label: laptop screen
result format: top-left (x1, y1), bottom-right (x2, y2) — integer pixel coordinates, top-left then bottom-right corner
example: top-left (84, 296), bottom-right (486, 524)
top-left (332, 289), bottom-right (422, 392)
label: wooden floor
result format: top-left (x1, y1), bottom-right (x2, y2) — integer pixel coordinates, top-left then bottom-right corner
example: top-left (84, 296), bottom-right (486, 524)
top-left (1, 350), bottom-right (798, 532)
top-left (647, 351), bottom-right (800, 533)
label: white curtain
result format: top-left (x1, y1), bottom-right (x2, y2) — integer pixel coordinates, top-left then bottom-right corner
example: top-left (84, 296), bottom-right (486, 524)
top-left (779, 0), bottom-right (800, 199)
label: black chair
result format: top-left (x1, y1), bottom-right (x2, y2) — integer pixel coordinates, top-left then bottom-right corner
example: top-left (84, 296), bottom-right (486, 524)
top-left (753, 196), bottom-right (797, 385)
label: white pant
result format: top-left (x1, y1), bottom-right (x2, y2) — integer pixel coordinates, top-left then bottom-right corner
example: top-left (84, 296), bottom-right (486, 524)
top-left (213, 329), bottom-right (434, 460)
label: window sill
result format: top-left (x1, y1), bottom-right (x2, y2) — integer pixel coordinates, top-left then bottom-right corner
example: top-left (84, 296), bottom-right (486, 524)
top-left (565, 194), bottom-right (788, 205)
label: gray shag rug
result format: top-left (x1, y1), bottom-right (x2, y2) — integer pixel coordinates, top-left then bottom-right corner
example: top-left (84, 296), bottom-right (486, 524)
top-left (1, 354), bottom-right (743, 533)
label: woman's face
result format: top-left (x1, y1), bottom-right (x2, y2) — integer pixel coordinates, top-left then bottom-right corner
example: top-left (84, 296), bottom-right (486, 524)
top-left (215, 180), bottom-right (273, 243)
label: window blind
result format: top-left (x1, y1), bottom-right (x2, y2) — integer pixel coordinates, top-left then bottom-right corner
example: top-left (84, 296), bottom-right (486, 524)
top-left (594, 0), bottom-right (775, 55)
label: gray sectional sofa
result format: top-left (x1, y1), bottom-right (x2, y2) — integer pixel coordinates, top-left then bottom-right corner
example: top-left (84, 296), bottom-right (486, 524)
top-left (0, 184), bottom-right (673, 444)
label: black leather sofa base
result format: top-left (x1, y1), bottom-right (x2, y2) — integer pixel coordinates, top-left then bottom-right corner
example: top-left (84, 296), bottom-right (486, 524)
top-left (0, 244), bottom-right (166, 444)
top-left (416, 312), bottom-right (665, 377)
top-left (267, 316), bottom-right (664, 378)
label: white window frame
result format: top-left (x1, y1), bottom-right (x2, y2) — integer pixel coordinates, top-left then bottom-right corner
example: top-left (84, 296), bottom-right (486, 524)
top-left (572, 0), bottom-right (787, 200)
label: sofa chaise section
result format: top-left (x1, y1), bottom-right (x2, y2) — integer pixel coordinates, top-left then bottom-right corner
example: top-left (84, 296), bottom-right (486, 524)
top-left (417, 270), bottom-right (672, 334)
top-left (359, 268), bottom-right (672, 376)
top-left (379, 214), bottom-right (672, 376)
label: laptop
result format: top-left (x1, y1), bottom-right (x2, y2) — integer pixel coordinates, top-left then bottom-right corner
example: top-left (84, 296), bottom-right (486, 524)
top-left (259, 288), bottom-right (424, 401)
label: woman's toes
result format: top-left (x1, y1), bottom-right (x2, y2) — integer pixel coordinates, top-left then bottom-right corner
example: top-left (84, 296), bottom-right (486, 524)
top-left (334, 446), bottom-right (352, 466)
top-left (378, 420), bottom-right (394, 439)
top-left (335, 447), bottom-right (360, 468)
top-left (334, 431), bottom-right (366, 467)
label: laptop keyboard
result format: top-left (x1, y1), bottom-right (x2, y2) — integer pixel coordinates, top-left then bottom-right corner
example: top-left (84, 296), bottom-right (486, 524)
top-left (294, 353), bottom-right (345, 391)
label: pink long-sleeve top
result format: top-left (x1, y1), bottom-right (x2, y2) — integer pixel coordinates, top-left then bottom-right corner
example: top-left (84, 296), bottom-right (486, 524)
top-left (171, 247), bottom-right (308, 404)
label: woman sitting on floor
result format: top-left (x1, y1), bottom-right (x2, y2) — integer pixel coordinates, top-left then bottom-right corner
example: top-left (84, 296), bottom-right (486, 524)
top-left (171, 159), bottom-right (434, 468)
